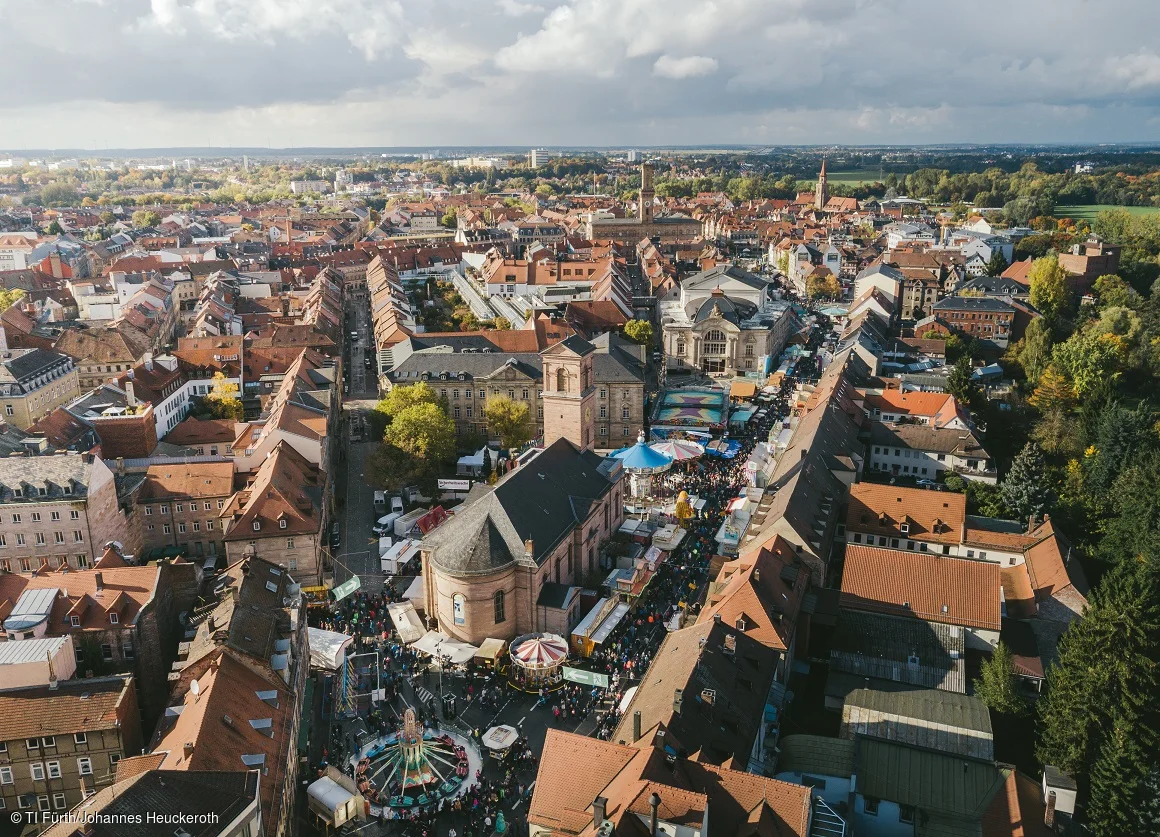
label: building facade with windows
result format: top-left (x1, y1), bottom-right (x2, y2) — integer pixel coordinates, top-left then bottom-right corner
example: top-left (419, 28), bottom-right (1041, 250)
top-left (0, 349), bottom-right (81, 430)
top-left (137, 462), bottom-right (235, 560)
top-left (658, 265), bottom-right (797, 376)
top-left (0, 454), bottom-right (140, 573)
top-left (0, 675), bottom-right (143, 816)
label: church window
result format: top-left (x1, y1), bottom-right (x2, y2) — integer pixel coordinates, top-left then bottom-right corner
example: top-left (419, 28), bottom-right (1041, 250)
top-left (556, 368), bottom-right (567, 393)
top-left (704, 330), bottom-right (726, 356)
top-left (493, 590), bottom-right (506, 624)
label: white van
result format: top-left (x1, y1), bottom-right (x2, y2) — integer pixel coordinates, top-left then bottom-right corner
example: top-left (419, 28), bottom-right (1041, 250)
top-left (373, 491), bottom-right (387, 513)
top-left (373, 512), bottom-right (402, 537)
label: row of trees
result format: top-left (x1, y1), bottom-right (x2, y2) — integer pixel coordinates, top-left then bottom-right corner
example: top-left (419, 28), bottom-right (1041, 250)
top-left (957, 220), bottom-right (1160, 833)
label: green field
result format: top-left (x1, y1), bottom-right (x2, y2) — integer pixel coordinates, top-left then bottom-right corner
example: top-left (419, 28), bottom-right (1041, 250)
top-left (825, 168), bottom-right (884, 185)
top-left (1054, 204), bottom-right (1160, 221)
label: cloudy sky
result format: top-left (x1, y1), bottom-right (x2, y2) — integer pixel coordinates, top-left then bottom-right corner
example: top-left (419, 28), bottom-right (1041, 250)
top-left (2, 0), bottom-right (1159, 149)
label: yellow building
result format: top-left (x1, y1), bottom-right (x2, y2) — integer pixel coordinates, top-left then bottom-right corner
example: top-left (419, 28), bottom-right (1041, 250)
top-left (0, 349), bottom-right (81, 429)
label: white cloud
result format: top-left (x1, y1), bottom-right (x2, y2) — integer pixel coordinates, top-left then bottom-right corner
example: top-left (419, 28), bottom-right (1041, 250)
top-left (1105, 51), bottom-right (1160, 89)
top-left (652, 54), bottom-right (718, 79)
top-left (496, 0), bottom-right (543, 15)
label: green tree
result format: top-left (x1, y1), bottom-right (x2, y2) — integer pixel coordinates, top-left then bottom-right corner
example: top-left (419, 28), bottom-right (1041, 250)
top-left (1093, 274), bottom-right (1141, 310)
top-left (1028, 255), bottom-right (1072, 321)
top-left (484, 396), bottom-right (532, 451)
top-left (946, 356), bottom-right (981, 409)
top-left (984, 250), bottom-right (1009, 277)
top-left (806, 272), bottom-right (841, 300)
top-left (1036, 560), bottom-right (1159, 791)
top-left (202, 371), bottom-right (243, 421)
top-left (376, 382), bottom-right (440, 419)
top-left (973, 642), bottom-right (1028, 716)
top-left (0, 288), bottom-right (25, 313)
top-left (1000, 442), bottom-right (1052, 522)
top-left (1087, 710), bottom-right (1151, 837)
top-left (1031, 408), bottom-right (1083, 458)
top-left (1051, 330), bottom-right (1122, 398)
top-left (623, 319), bottom-right (654, 345)
top-left (1013, 317), bottom-right (1054, 382)
top-left (45, 220), bottom-right (63, 235)
top-left (440, 208), bottom-right (457, 228)
top-left (383, 402), bottom-right (456, 462)
top-left (365, 442), bottom-right (434, 494)
top-left (131, 209), bottom-right (161, 228)
top-left (39, 183), bottom-right (78, 206)
top-left (493, 316), bottom-right (512, 330)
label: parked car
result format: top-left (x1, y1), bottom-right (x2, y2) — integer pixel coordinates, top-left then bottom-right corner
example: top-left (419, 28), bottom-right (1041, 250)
top-left (329, 523), bottom-right (341, 550)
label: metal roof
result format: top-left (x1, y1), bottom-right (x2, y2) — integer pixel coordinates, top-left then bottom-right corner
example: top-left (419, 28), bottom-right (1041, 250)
top-left (3, 587), bottom-right (59, 633)
top-left (0, 635), bottom-right (69, 665)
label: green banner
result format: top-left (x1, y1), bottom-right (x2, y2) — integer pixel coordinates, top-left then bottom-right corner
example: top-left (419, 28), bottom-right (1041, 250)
top-left (562, 666), bottom-right (610, 688)
top-left (332, 576), bottom-right (361, 602)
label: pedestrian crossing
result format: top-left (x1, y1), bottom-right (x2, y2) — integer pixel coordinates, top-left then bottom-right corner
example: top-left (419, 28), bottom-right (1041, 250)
top-left (414, 685), bottom-right (437, 705)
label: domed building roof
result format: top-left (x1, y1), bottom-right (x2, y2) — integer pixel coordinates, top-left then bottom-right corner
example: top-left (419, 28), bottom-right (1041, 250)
top-left (692, 290), bottom-right (756, 326)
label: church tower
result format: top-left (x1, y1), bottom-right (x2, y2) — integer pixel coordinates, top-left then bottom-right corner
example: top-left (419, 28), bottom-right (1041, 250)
top-left (815, 157), bottom-right (829, 211)
top-left (639, 162), bottom-right (655, 224)
top-left (540, 336), bottom-right (597, 451)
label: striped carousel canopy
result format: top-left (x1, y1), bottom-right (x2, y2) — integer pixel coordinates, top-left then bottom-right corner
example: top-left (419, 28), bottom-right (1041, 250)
top-left (510, 633), bottom-right (569, 668)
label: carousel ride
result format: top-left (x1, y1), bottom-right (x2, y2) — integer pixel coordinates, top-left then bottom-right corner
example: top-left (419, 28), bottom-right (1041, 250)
top-left (508, 632), bottom-right (570, 691)
top-left (353, 708), bottom-right (480, 809)
top-left (611, 431), bottom-right (674, 499)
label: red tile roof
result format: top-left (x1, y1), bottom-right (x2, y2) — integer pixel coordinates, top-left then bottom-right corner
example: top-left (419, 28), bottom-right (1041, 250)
top-left (841, 544), bottom-right (1002, 631)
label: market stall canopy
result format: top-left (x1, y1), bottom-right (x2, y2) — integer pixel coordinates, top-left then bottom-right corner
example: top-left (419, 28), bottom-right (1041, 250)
top-left (403, 574), bottom-right (424, 604)
top-left (412, 630), bottom-right (479, 664)
top-left (307, 775), bottom-right (358, 827)
top-left (650, 439), bottom-right (705, 462)
top-left (481, 725), bottom-right (520, 751)
top-left (729, 380), bottom-right (757, 400)
top-left (475, 637), bottom-right (507, 663)
top-left (388, 601), bottom-right (426, 645)
top-left (307, 627), bottom-right (354, 671)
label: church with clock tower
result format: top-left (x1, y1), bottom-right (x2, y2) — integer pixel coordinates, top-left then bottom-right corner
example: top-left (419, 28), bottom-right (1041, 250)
top-left (584, 162), bottom-right (701, 243)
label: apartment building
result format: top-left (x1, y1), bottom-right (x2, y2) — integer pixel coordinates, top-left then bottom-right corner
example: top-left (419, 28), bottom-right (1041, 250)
top-left (0, 675), bottom-right (143, 815)
top-left (137, 462), bottom-right (235, 560)
top-left (0, 349), bottom-right (81, 430)
top-left (0, 453), bottom-right (138, 572)
top-left (53, 323), bottom-right (151, 393)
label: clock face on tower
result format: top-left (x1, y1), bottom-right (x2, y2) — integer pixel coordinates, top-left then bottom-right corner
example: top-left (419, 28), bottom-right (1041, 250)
top-left (643, 199), bottom-right (652, 207)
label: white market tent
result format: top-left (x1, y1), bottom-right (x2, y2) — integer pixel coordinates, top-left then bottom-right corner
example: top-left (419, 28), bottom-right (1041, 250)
top-left (387, 601), bottom-right (426, 644)
top-left (411, 630), bottom-right (479, 664)
top-left (307, 775), bottom-right (359, 828)
top-left (307, 627), bottom-right (354, 671)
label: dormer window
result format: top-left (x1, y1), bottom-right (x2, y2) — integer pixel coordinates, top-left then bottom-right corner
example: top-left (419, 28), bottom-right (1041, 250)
top-left (37, 487), bottom-right (47, 496)
top-left (109, 612), bottom-right (119, 625)
top-left (70, 615), bottom-right (80, 628)
top-left (279, 519), bottom-right (287, 529)
top-left (252, 521), bottom-right (261, 531)
top-left (13, 488), bottom-right (22, 498)
top-left (900, 523), bottom-right (910, 534)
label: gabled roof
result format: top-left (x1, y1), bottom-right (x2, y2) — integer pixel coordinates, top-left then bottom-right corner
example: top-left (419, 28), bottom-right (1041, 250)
top-left (847, 483), bottom-right (966, 545)
top-left (841, 544), bottom-right (1002, 631)
top-left (223, 442), bottom-right (322, 539)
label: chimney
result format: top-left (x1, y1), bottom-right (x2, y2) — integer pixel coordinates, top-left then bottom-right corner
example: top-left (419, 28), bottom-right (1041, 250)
top-left (94, 572), bottom-right (104, 593)
top-left (633, 710), bottom-right (641, 743)
top-left (207, 616), bottom-right (216, 632)
top-left (713, 612), bottom-right (722, 623)
top-left (649, 792), bottom-right (661, 837)
top-left (672, 688), bottom-right (683, 715)
top-left (47, 651), bottom-right (58, 691)
top-left (524, 539), bottom-right (534, 561)
top-left (1044, 790), bottom-right (1056, 829)
top-left (124, 381), bottom-right (136, 407)
top-left (183, 742), bottom-right (194, 759)
top-left (144, 352), bottom-right (154, 372)
top-left (593, 796), bottom-right (607, 828)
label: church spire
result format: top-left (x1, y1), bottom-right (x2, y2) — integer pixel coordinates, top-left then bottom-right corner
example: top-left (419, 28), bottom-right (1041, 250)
top-left (815, 157), bottom-right (829, 211)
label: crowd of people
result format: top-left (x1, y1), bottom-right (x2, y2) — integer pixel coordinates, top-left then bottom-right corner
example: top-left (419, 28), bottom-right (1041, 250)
top-left (304, 313), bottom-right (828, 835)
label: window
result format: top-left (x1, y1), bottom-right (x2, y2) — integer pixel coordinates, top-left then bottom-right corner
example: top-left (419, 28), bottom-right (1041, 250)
top-left (217, 500), bottom-right (225, 509)
top-left (522, 389), bottom-right (529, 400)
top-left (31, 512), bottom-right (40, 522)
top-left (599, 388), bottom-right (606, 399)
top-left (899, 805), bottom-right (915, 824)
top-left (73, 531), bottom-right (83, 543)
top-left (623, 426), bottom-right (630, 436)
top-left (452, 593), bottom-right (465, 626)
top-left (278, 518), bottom-right (287, 529)
top-left (109, 612), bottom-right (118, 625)
top-left (26, 738), bottom-right (39, 750)
top-left (494, 590), bottom-right (506, 624)
top-left (159, 505), bottom-right (168, 514)
top-left (37, 795), bottom-right (50, 811)
top-left (863, 797), bottom-right (879, 816)
top-left (77, 757), bottom-right (92, 776)
top-left (852, 533), bottom-right (862, 543)
top-left (192, 522), bottom-right (200, 532)
top-left (46, 762), bottom-right (60, 779)
top-left (30, 763), bottom-right (45, 781)
top-left (70, 615), bottom-right (80, 627)
top-left (101, 644), bottom-right (113, 661)
top-left (5, 406), bottom-right (11, 416)
top-left (204, 502), bottom-right (212, 511)
top-left (600, 426), bottom-right (607, 436)
top-left (41, 737), bottom-right (54, 749)
top-left (163, 524), bottom-right (172, 535)
top-left (15, 534), bottom-right (24, 546)
top-left (70, 510), bottom-right (79, 520)
top-left (53, 793), bottom-right (66, 810)
top-left (207, 520), bottom-right (215, 530)
top-left (253, 521), bottom-right (261, 531)
top-left (175, 504), bottom-right (184, 513)
top-left (599, 406), bottom-right (607, 418)
top-left (11, 514), bottom-right (19, 524)
top-left (0, 767), bottom-right (11, 785)
top-left (453, 406), bottom-right (460, 418)
top-left (621, 406), bottom-right (629, 419)
top-left (478, 389), bottom-right (485, 399)
top-left (123, 643), bottom-right (135, 660)
top-left (54, 532), bottom-right (64, 544)
top-left (704, 329), bottom-right (726, 356)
